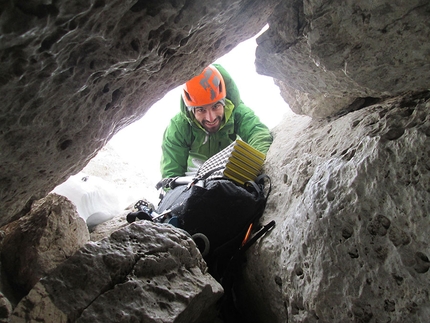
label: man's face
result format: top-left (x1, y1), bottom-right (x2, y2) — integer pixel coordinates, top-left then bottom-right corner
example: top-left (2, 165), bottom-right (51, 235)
top-left (193, 101), bottom-right (225, 133)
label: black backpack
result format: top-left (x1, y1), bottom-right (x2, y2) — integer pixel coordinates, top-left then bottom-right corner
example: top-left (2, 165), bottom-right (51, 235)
top-left (127, 174), bottom-right (273, 277)
top-left (155, 175), bottom-right (273, 279)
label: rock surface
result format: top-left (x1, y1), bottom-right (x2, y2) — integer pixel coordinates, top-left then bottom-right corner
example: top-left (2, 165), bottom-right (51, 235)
top-left (0, 193), bottom-right (89, 301)
top-left (89, 211), bottom-right (131, 242)
top-left (10, 222), bottom-right (223, 323)
top-left (256, 0), bottom-right (430, 118)
top-left (0, 292), bottom-right (12, 323)
top-left (1, 0), bottom-right (430, 322)
top-left (238, 92), bottom-right (430, 322)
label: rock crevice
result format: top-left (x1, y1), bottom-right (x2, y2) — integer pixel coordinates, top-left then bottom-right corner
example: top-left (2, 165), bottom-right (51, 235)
top-left (1, 0), bottom-right (429, 322)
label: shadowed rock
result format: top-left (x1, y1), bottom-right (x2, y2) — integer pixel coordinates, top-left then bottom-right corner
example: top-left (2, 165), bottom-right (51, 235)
top-left (0, 193), bottom-right (89, 301)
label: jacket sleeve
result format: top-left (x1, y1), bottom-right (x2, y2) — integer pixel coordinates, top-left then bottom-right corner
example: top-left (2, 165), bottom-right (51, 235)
top-left (234, 103), bottom-right (273, 154)
top-left (160, 115), bottom-right (191, 178)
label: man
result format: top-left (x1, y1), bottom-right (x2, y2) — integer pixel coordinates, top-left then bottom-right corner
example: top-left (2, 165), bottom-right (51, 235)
top-left (160, 64), bottom-right (273, 179)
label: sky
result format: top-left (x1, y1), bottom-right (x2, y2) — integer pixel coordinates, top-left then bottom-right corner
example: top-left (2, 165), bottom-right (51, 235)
top-left (109, 29), bottom-right (292, 185)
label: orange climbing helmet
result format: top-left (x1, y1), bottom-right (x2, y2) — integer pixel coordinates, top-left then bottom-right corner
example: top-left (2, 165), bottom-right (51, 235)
top-left (182, 65), bottom-right (226, 109)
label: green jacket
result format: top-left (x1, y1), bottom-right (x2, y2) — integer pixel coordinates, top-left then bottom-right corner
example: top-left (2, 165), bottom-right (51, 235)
top-left (160, 64), bottom-right (273, 179)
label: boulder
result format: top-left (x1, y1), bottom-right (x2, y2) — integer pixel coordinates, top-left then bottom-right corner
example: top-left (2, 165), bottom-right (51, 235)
top-left (0, 194), bottom-right (89, 299)
top-left (89, 211), bottom-right (131, 242)
top-left (11, 222), bottom-right (223, 323)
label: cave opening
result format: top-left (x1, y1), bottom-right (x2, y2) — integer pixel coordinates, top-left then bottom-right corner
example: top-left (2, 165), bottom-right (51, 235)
top-left (104, 30), bottom-right (291, 203)
top-left (50, 22), bottom-right (294, 233)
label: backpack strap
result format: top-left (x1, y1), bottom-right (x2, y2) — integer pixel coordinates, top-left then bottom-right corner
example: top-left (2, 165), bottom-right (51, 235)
top-left (191, 165), bottom-right (225, 184)
top-left (244, 174), bottom-right (272, 218)
top-left (254, 174), bottom-right (272, 200)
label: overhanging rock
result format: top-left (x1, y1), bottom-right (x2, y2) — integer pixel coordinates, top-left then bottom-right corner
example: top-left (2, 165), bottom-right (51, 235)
top-left (0, 0), bottom-right (281, 225)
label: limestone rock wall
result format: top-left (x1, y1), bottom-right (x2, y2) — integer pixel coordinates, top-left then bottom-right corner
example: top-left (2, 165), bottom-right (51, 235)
top-left (256, 0), bottom-right (430, 118)
top-left (0, 0), bottom-right (280, 225)
top-left (1, 0), bottom-right (430, 322)
top-left (239, 92), bottom-right (430, 322)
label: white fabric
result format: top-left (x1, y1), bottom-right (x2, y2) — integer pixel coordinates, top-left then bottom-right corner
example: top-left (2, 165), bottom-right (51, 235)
top-left (52, 173), bottom-right (127, 225)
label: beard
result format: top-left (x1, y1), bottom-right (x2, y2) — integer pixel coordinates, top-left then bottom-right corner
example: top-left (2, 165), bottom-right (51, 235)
top-left (202, 116), bottom-right (222, 133)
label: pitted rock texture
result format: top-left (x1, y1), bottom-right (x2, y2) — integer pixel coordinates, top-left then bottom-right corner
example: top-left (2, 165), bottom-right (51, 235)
top-left (0, 0), bottom-right (280, 225)
top-left (256, 0), bottom-right (430, 118)
top-left (0, 193), bottom-right (89, 300)
top-left (1, 1), bottom-right (430, 322)
top-left (238, 92), bottom-right (430, 323)
top-left (11, 222), bottom-right (223, 323)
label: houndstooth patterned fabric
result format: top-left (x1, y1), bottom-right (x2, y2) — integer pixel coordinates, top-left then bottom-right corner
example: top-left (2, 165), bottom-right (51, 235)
top-left (195, 141), bottom-right (236, 181)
